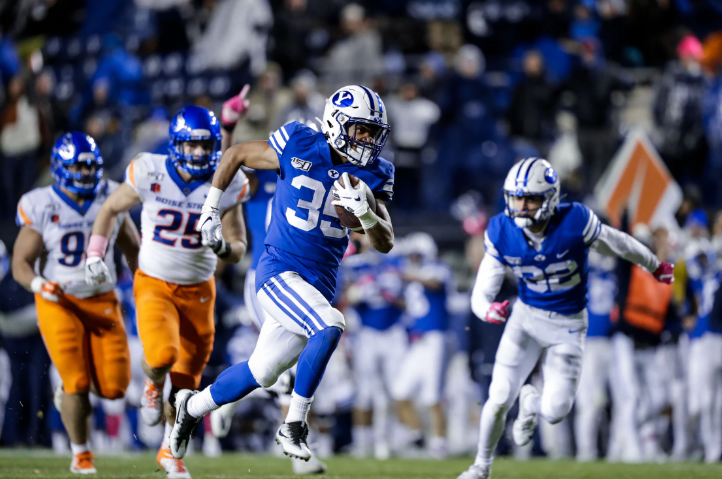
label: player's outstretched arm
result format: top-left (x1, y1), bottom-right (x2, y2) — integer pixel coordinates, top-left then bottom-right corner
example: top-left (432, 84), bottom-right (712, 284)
top-left (365, 198), bottom-right (394, 254)
top-left (591, 224), bottom-right (673, 282)
top-left (217, 203), bottom-right (248, 263)
top-left (12, 227), bottom-right (46, 292)
top-left (211, 141), bottom-right (280, 192)
top-left (471, 253), bottom-right (509, 323)
top-left (115, 215), bottom-right (141, 273)
top-left (92, 183), bottom-right (142, 240)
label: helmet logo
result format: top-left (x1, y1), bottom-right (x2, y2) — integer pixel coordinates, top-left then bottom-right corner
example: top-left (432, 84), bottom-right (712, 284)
top-left (58, 142), bottom-right (75, 160)
top-left (332, 91), bottom-right (354, 107)
top-left (172, 116), bottom-right (186, 132)
top-left (544, 167), bottom-right (558, 184)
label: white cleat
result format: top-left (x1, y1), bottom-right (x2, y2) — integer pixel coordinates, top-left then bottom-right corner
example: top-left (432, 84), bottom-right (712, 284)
top-left (276, 422), bottom-right (312, 461)
top-left (513, 384), bottom-right (539, 447)
top-left (210, 401), bottom-right (238, 438)
top-left (170, 390), bottom-right (203, 459)
top-left (140, 379), bottom-right (164, 426)
top-left (291, 453), bottom-right (327, 475)
top-left (457, 463), bottom-right (491, 479)
top-left (157, 446), bottom-right (191, 479)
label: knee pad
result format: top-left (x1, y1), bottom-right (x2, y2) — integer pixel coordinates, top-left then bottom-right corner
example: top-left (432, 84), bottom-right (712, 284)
top-left (98, 387), bottom-right (126, 400)
top-left (487, 375), bottom-right (513, 413)
top-left (541, 389), bottom-right (574, 424)
top-left (323, 308), bottom-right (346, 331)
top-left (148, 345), bottom-right (179, 370)
top-left (248, 354), bottom-right (282, 388)
top-left (65, 375), bottom-right (90, 395)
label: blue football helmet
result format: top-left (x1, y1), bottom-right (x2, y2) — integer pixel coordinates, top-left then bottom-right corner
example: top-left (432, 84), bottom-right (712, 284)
top-left (168, 106), bottom-right (222, 177)
top-left (50, 132), bottom-right (104, 197)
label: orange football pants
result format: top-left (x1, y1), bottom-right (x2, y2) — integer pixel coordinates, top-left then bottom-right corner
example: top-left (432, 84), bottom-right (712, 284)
top-left (134, 269), bottom-right (215, 390)
top-left (35, 290), bottom-right (131, 399)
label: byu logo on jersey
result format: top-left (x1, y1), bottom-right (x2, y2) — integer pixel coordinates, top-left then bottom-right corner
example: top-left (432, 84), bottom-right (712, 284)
top-left (328, 169), bottom-right (340, 179)
top-left (332, 90), bottom-right (354, 107)
top-left (291, 157), bottom-right (312, 172)
top-left (535, 254), bottom-right (546, 262)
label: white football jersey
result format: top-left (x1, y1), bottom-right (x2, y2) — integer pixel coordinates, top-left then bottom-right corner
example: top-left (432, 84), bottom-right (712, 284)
top-left (17, 180), bottom-right (124, 299)
top-left (126, 153), bottom-right (249, 285)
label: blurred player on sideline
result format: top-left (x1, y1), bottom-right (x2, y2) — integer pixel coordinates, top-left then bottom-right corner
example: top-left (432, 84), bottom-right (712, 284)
top-left (85, 105), bottom-right (249, 479)
top-left (458, 158), bottom-right (673, 479)
top-left (13, 133), bottom-right (140, 474)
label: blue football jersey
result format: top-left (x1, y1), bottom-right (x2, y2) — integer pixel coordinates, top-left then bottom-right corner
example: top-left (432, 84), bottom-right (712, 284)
top-left (256, 121), bottom-right (395, 301)
top-left (245, 169), bottom-right (277, 269)
top-left (342, 251), bottom-right (404, 330)
top-left (586, 250), bottom-right (617, 337)
top-left (485, 202), bottom-right (602, 315)
top-left (404, 259), bottom-right (453, 335)
top-left (686, 253), bottom-right (720, 339)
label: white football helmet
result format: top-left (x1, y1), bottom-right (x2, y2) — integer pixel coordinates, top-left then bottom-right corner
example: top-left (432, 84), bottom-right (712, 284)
top-left (404, 232), bottom-right (438, 261)
top-left (321, 85), bottom-right (390, 167)
top-left (503, 157), bottom-right (560, 228)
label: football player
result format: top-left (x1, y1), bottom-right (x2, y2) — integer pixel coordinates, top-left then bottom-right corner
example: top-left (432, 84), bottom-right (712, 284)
top-left (169, 85), bottom-right (395, 463)
top-left (13, 133), bottom-right (140, 474)
top-left (85, 106), bottom-right (248, 479)
top-left (458, 158), bottom-right (674, 479)
top-left (392, 232), bottom-right (453, 458)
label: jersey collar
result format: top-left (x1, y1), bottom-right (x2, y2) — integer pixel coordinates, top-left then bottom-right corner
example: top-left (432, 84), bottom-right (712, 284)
top-left (52, 185), bottom-right (94, 216)
top-left (165, 158), bottom-right (210, 196)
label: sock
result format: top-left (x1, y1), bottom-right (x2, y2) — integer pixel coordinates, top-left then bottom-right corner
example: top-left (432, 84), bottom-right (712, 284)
top-left (294, 327), bottom-right (342, 398)
top-left (188, 387), bottom-right (220, 418)
top-left (208, 361), bottom-right (261, 405)
top-left (163, 422), bottom-right (173, 446)
top-left (353, 426), bottom-right (372, 455)
top-left (475, 401), bottom-right (505, 467)
top-left (285, 391), bottom-right (313, 423)
top-left (70, 441), bottom-right (90, 455)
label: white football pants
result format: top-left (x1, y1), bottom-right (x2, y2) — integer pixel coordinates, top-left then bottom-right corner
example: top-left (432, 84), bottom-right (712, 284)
top-left (392, 330), bottom-right (447, 406)
top-left (473, 300), bottom-right (586, 466)
top-left (688, 333), bottom-right (722, 463)
top-left (574, 336), bottom-right (612, 461)
top-left (353, 325), bottom-right (408, 410)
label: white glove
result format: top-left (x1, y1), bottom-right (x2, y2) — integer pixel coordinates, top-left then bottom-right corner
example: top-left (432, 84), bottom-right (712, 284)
top-left (332, 173), bottom-right (370, 217)
top-left (197, 186), bottom-right (224, 246)
top-left (85, 256), bottom-right (112, 286)
top-left (31, 276), bottom-right (64, 302)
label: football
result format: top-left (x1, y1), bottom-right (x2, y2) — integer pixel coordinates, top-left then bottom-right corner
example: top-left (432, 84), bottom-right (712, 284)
top-left (333, 174), bottom-right (377, 233)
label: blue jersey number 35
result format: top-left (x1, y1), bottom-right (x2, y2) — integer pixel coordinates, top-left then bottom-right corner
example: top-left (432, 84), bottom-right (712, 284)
top-left (286, 176), bottom-right (347, 238)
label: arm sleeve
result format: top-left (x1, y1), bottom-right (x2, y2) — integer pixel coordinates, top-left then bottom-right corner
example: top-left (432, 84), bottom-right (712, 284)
top-left (591, 224), bottom-right (661, 273)
top-left (470, 253), bottom-right (507, 320)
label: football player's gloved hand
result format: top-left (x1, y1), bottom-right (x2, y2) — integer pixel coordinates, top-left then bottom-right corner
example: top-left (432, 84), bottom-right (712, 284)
top-left (332, 173), bottom-right (370, 217)
top-left (198, 187), bottom-right (224, 247)
top-left (221, 85), bottom-right (250, 130)
top-left (653, 262), bottom-right (675, 284)
top-left (485, 300), bottom-right (510, 324)
top-left (31, 276), bottom-right (63, 302)
top-left (85, 256), bottom-right (112, 286)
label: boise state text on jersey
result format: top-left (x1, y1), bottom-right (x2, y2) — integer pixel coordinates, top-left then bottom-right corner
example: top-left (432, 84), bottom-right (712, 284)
top-left (256, 121), bottom-right (394, 301)
top-left (246, 169), bottom-right (277, 270)
top-left (485, 202), bottom-right (602, 315)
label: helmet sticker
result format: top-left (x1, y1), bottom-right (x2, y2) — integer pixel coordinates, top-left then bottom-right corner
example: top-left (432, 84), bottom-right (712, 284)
top-left (332, 91), bottom-right (354, 107)
top-left (544, 167), bottom-right (558, 184)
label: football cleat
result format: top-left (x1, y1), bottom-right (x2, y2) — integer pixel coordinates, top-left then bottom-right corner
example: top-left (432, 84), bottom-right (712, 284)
top-left (157, 446), bottom-right (191, 479)
top-left (70, 451), bottom-right (97, 475)
top-left (456, 464), bottom-right (491, 479)
top-left (140, 378), bottom-right (164, 426)
top-left (210, 401), bottom-right (237, 438)
top-left (276, 421), bottom-right (312, 461)
top-left (291, 453), bottom-right (327, 475)
top-left (513, 384), bottom-right (540, 447)
top-left (170, 390), bottom-right (202, 459)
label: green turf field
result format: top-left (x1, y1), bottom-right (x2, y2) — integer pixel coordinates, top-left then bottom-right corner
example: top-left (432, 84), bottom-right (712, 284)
top-left (2, 451), bottom-right (722, 479)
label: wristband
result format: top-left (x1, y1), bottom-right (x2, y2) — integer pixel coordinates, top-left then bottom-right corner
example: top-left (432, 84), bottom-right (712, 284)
top-left (358, 209), bottom-right (379, 230)
top-left (87, 234), bottom-right (109, 258)
top-left (221, 122), bottom-right (235, 133)
top-left (205, 186), bottom-right (224, 210)
top-left (212, 238), bottom-right (232, 259)
top-left (31, 276), bottom-right (45, 293)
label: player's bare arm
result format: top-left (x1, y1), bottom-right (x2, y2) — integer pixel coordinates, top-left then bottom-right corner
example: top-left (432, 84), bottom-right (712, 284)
top-left (218, 203), bottom-right (248, 263)
top-left (115, 215), bottom-right (141, 273)
top-left (92, 183), bottom-right (142, 238)
top-left (12, 226), bottom-right (47, 292)
top-left (212, 141), bottom-right (280, 191)
top-left (365, 197), bottom-right (394, 253)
